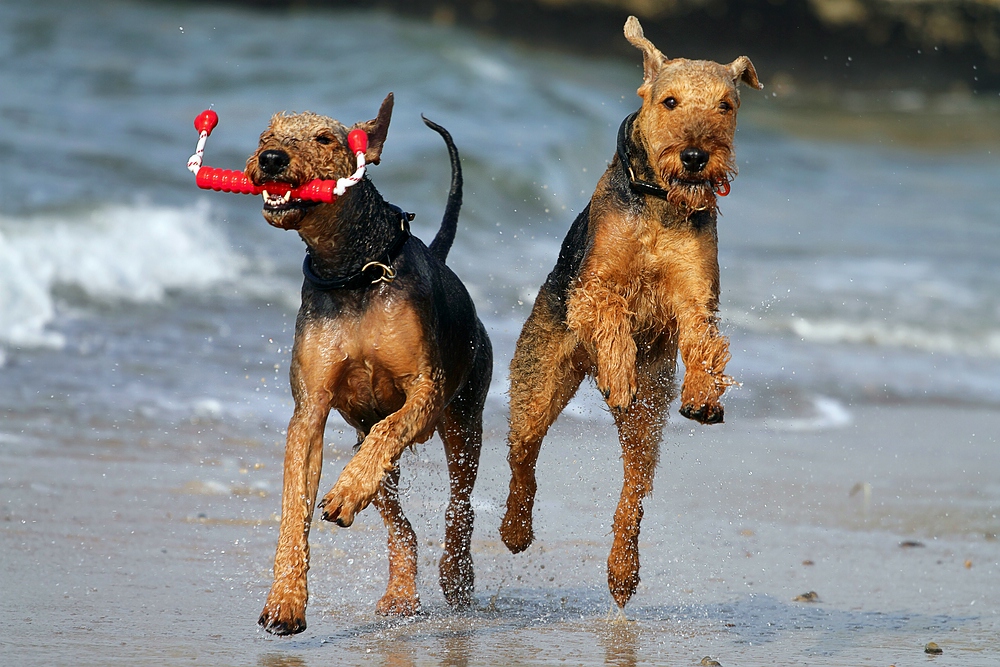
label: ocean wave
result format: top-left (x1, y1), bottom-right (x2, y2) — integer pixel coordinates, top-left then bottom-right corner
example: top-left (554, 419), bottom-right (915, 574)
top-left (764, 395), bottom-right (853, 432)
top-left (789, 317), bottom-right (1000, 358)
top-left (729, 311), bottom-right (1000, 359)
top-left (0, 202), bottom-right (245, 349)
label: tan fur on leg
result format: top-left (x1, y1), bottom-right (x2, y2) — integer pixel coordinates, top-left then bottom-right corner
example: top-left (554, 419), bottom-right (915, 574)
top-left (501, 293), bottom-right (587, 553)
top-left (372, 467), bottom-right (421, 616)
top-left (567, 277), bottom-right (638, 410)
top-left (258, 385), bottom-right (330, 635)
top-left (319, 372), bottom-right (444, 528)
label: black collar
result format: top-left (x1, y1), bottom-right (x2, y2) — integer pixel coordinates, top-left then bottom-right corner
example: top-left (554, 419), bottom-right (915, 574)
top-left (616, 112), bottom-right (674, 201)
top-left (302, 204), bottom-right (413, 290)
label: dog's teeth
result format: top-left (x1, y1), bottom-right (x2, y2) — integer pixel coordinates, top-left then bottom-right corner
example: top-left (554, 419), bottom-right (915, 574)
top-left (261, 188), bottom-right (293, 207)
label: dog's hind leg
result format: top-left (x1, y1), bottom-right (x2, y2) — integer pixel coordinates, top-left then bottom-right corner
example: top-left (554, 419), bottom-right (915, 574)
top-left (500, 294), bottom-right (587, 553)
top-left (438, 337), bottom-right (490, 607)
top-left (437, 406), bottom-right (483, 607)
top-left (606, 346), bottom-right (675, 610)
top-left (372, 466), bottom-right (421, 616)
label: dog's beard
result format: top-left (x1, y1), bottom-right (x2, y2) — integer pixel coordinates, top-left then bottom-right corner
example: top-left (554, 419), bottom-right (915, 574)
top-left (261, 205), bottom-right (316, 230)
top-left (662, 177), bottom-right (717, 211)
top-left (260, 196), bottom-right (321, 230)
top-left (657, 152), bottom-right (735, 212)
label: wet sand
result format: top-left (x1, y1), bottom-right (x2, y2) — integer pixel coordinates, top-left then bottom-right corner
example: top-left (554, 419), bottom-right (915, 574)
top-left (3, 398), bottom-right (998, 666)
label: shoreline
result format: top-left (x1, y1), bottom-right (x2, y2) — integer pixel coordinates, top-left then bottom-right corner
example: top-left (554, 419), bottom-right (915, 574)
top-left (3, 401), bottom-right (998, 665)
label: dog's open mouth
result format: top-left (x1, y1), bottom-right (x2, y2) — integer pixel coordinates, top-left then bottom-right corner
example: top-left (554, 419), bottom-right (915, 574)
top-left (257, 185), bottom-right (323, 230)
top-left (261, 188), bottom-right (320, 213)
top-left (666, 175), bottom-right (731, 196)
top-left (668, 176), bottom-right (712, 189)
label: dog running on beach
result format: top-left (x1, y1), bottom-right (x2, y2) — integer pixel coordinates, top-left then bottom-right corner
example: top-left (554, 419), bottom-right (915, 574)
top-left (499, 17), bottom-right (761, 611)
top-left (246, 93), bottom-right (492, 635)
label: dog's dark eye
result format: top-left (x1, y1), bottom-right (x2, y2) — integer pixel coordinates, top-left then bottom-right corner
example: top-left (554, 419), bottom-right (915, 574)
top-left (663, 96), bottom-right (678, 110)
top-left (315, 135), bottom-right (335, 145)
top-left (719, 100), bottom-right (733, 113)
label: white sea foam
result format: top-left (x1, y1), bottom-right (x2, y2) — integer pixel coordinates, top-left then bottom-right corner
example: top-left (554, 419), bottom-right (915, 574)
top-left (728, 310), bottom-right (1000, 359)
top-left (0, 202), bottom-right (245, 349)
top-left (789, 317), bottom-right (1000, 358)
top-left (765, 395), bottom-right (853, 432)
top-left (0, 228), bottom-right (63, 349)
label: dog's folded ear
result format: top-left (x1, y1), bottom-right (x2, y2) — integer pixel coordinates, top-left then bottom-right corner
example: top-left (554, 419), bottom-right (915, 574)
top-left (727, 56), bottom-right (763, 90)
top-left (353, 92), bottom-right (394, 165)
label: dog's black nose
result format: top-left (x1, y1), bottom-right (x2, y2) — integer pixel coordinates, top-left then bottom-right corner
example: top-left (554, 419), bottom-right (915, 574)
top-left (258, 149), bottom-right (290, 177)
top-left (680, 147), bottom-right (709, 173)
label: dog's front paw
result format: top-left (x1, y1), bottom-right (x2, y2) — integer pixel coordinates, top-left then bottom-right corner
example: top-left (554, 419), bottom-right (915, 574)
top-left (440, 551), bottom-right (475, 608)
top-left (499, 504), bottom-right (534, 554)
top-left (607, 542), bottom-right (641, 610)
top-left (680, 371), bottom-right (728, 424)
top-left (318, 464), bottom-right (384, 527)
top-left (258, 596), bottom-right (307, 636)
top-left (596, 373), bottom-right (637, 411)
top-left (318, 487), bottom-right (366, 527)
top-left (679, 401), bottom-right (724, 424)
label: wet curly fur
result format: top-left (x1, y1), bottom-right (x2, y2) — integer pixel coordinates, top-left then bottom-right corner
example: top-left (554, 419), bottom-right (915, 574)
top-left (499, 17), bottom-right (760, 610)
top-left (248, 94), bottom-right (492, 635)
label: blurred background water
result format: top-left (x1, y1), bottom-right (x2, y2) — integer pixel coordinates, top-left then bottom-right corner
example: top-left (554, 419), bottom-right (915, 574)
top-left (2, 0), bottom-right (999, 451)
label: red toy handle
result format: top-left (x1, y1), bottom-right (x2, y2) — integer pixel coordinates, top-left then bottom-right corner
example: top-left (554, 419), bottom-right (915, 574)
top-left (195, 167), bottom-right (340, 203)
top-left (195, 167), bottom-right (261, 195)
top-left (293, 180), bottom-right (339, 202)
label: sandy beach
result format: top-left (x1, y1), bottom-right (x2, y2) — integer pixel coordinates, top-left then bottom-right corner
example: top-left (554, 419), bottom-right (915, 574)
top-left (4, 399), bottom-right (998, 666)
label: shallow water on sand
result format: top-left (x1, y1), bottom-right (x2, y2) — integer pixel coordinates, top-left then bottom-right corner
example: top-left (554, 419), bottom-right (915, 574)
top-left (4, 404), bottom-right (998, 665)
top-left (1, 1), bottom-right (999, 665)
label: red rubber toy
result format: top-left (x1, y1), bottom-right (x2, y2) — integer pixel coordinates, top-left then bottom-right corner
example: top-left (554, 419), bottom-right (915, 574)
top-left (188, 110), bottom-right (366, 204)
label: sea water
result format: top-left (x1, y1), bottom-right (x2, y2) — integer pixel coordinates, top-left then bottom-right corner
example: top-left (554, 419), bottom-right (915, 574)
top-left (4, 1), bottom-right (999, 441)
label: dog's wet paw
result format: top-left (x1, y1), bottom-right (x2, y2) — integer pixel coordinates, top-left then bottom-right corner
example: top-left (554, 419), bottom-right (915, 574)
top-left (319, 464), bottom-right (385, 527)
top-left (597, 378), bottom-right (637, 411)
top-left (442, 583), bottom-right (475, 609)
top-left (258, 601), bottom-right (307, 636)
top-left (679, 402), bottom-right (724, 424)
top-left (440, 552), bottom-right (475, 607)
top-left (375, 593), bottom-right (422, 617)
top-left (318, 491), bottom-right (360, 527)
top-left (607, 542), bottom-right (641, 610)
top-left (499, 508), bottom-right (534, 554)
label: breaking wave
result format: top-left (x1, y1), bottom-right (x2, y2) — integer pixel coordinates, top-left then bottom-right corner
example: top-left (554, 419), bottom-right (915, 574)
top-left (728, 310), bottom-right (1000, 359)
top-left (0, 202), bottom-right (245, 350)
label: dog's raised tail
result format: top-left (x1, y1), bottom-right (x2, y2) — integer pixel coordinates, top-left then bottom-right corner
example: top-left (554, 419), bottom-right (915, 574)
top-left (422, 115), bottom-right (462, 262)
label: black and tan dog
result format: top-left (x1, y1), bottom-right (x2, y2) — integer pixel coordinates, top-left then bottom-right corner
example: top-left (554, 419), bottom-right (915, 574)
top-left (246, 93), bottom-right (492, 634)
top-left (499, 17), bottom-right (761, 611)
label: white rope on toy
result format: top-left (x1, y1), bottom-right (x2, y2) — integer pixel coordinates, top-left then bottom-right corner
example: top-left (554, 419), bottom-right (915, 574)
top-left (187, 130), bottom-right (209, 175)
top-left (334, 151), bottom-right (366, 196)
